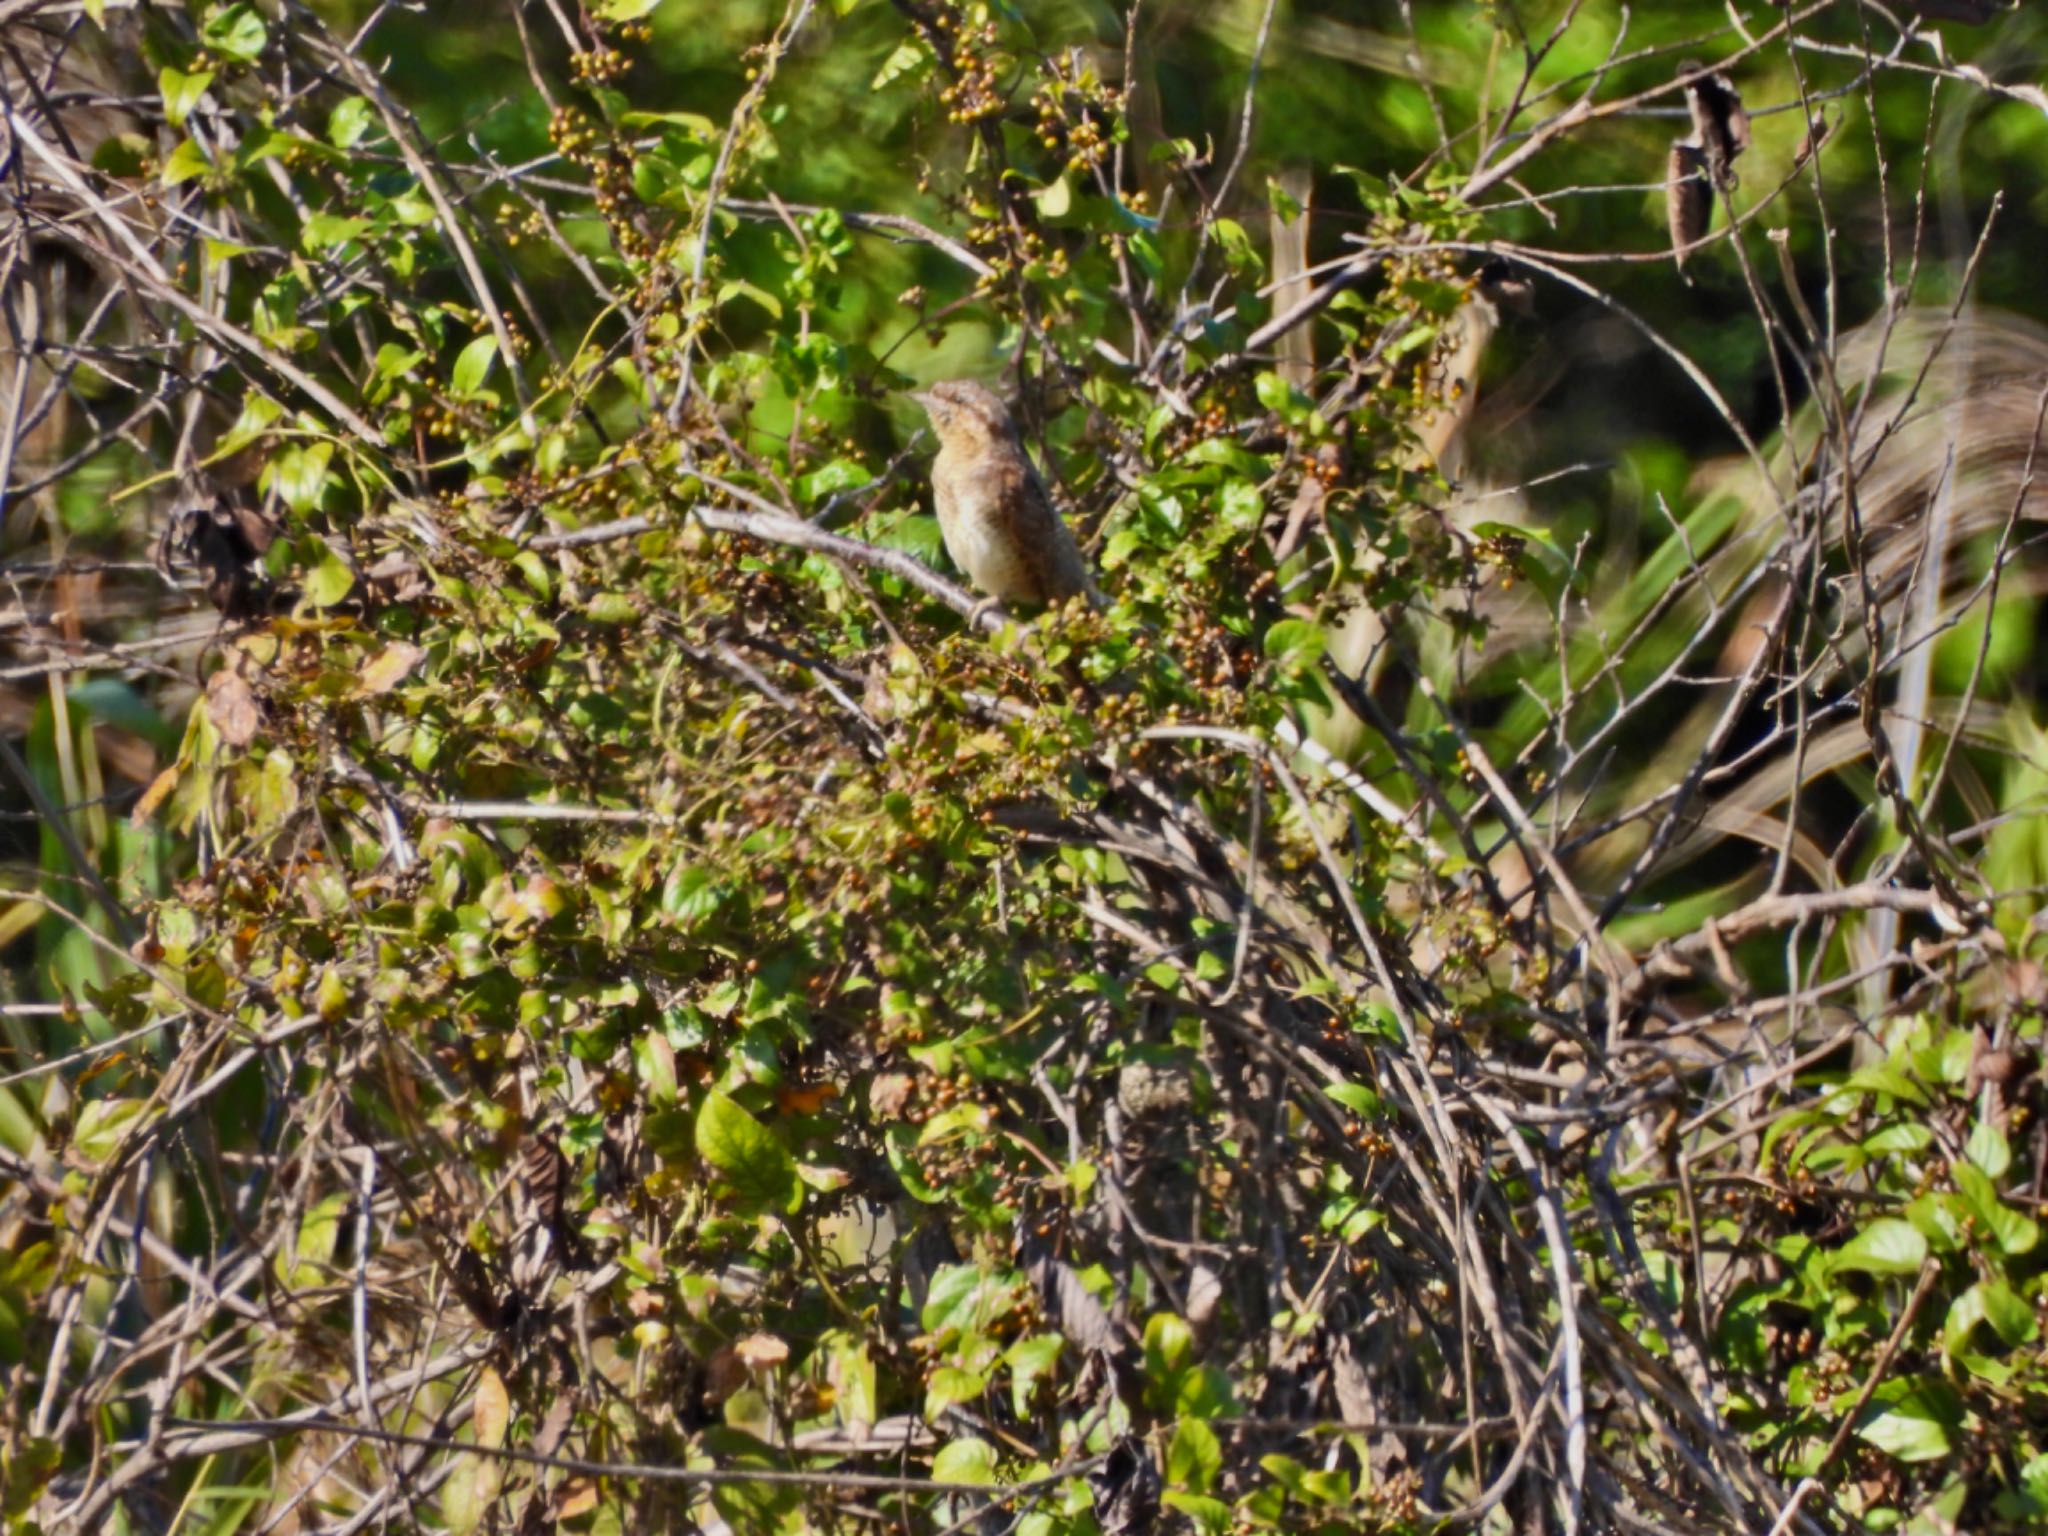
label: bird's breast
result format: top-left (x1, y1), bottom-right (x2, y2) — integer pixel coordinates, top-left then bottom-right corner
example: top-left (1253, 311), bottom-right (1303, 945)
top-left (934, 458), bottom-right (1042, 601)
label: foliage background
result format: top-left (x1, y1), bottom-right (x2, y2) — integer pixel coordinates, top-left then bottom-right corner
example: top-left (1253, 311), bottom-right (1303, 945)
top-left (4, 0), bottom-right (2048, 1533)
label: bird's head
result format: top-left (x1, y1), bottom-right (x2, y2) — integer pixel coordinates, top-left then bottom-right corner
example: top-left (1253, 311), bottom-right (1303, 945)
top-left (911, 378), bottom-right (1015, 451)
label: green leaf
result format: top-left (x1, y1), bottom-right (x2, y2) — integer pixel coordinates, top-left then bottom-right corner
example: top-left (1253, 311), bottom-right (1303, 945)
top-left (1003, 1334), bottom-right (1062, 1416)
top-left (219, 390), bottom-right (283, 456)
top-left (924, 1366), bottom-right (987, 1422)
top-left (1956, 1163), bottom-right (2040, 1254)
top-left (303, 550), bottom-right (356, 610)
top-left (0, 1436), bottom-right (59, 1519)
top-left (439, 1454), bottom-right (496, 1536)
top-left (374, 343), bottom-right (426, 381)
top-left (302, 213), bottom-right (370, 251)
top-left (201, 4), bottom-right (268, 61)
top-left (1217, 480), bottom-right (1263, 532)
top-left (1167, 1418), bottom-right (1221, 1493)
top-left (312, 966), bottom-right (349, 1021)
top-left (1966, 1117), bottom-right (2012, 1179)
top-left (874, 513), bottom-right (945, 565)
top-left (1162, 1493), bottom-right (1229, 1533)
top-left (72, 1097), bottom-right (153, 1162)
top-left (1978, 1280), bottom-right (2036, 1345)
top-left (160, 138), bottom-right (213, 187)
top-left (585, 592), bottom-right (640, 625)
top-left (1173, 1362), bottom-right (1236, 1419)
top-left (1832, 1218), bottom-right (1927, 1276)
top-left (1262, 619), bottom-right (1326, 671)
top-left (205, 238), bottom-right (256, 266)
top-left (1946, 1281), bottom-right (2036, 1356)
top-left (795, 459), bottom-right (871, 505)
top-left (1267, 175), bottom-right (1304, 224)
top-left (1034, 175), bottom-right (1072, 219)
top-left (275, 1191), bottom-right (348, 1289)
top-left (1254, 371), bottom-right (1309, 422)
top-left (512, 551), bottom-right (553, 599)
top-left (635, 1032), bottom-right (678, 1107)
top-left (1840, 1063), bottom-right (1930, 1107)
top-left (1144, 1311), bottom-right (1194, 1380)
top-left (451, 335), bottom-right (500, 399)
top-left (1128, 230), bottom-right (1164, 282)
top-left (1855, 1377), bottom-right (1962, 1463)
top-left (329, 97), bottom-right (374, 149)
top-left (717, 279), bottom-right (783, 320)
top-left (619, 109), bottom-right (717, 136)
top-left (92, 132), bottom-right (152, 177)
top-left (921, 1264), bottom-right (1020, 1336)
top-left (1324, 1083), bottom-right (1381, 1116)
top-left (930, 1436), bottom-right (997, 1486)
top-left (159, 68), bottom-right (215, 130)
top-left (826, 1333), bottom-right (877, 1431)
top-left (871, 39), bottom-right (929, 91)
top-left (1905, 1192), bottom-right (1970, 1253)
top-left (694, 1090), bottom-right (798, 1213)
top-left (1211, 217), bottom-right (1261, 278)
top-left (1862, 1122), bottom-right (1933, 1156)
top-left (67, 678), bottom-right (176, 751)
top-left (661, 863), bottom-right (726, 926)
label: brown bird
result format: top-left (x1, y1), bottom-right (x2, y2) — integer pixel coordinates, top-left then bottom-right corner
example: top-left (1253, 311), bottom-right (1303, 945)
top-left (913, 380), bottom-right (1099, 608)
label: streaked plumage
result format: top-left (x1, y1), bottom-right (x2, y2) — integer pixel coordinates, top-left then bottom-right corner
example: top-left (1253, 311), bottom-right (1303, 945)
top-left (915, 380), bottom-right (1098, 607)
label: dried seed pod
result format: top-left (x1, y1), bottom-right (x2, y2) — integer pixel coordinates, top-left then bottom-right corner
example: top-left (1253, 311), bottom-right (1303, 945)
top-left (1668, 141), bottom-right (1713, 273)
top-left (1680, 60), bottom-right (1750, 184)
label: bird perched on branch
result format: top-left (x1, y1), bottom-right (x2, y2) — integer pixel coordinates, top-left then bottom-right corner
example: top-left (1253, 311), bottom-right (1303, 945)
top-left (913, 380), bottom-right (1100, 609)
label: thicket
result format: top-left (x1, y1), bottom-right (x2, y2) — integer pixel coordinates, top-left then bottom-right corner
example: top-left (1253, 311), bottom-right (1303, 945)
top-left (4, 1), bottom-right (2048, 1532)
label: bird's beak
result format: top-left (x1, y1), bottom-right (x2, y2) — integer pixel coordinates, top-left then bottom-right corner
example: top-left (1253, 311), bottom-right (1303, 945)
top-left (908, 390), bottom-right (935, 410)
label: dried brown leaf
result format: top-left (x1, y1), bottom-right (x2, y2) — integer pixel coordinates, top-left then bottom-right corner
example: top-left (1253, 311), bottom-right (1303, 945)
top-left (554, 1479), bottom-right (599, 1519)
top-left (472, 1364), bottom-right (509, 1450)
top-left (205, 668), bottom-right (261, 748)
top-left (533, 1395), bottom-right (574, 1460)
top-left (703, 1346), bottom-right (749, 1403)
top-left (869, 1071), bottom-right (915, 1117)
top-left (733, 1332), bottom-right (790, 1371)
top-left (358, 641), bottom-right (425, 696)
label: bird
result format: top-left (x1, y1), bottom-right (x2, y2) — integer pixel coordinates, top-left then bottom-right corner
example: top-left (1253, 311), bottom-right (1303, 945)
top-left (912, 380), bottom-right (1099, 608)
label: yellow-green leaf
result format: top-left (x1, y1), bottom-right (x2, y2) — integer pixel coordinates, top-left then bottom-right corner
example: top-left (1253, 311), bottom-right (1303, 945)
top-left (159, 68), bottom-right (214, 131)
